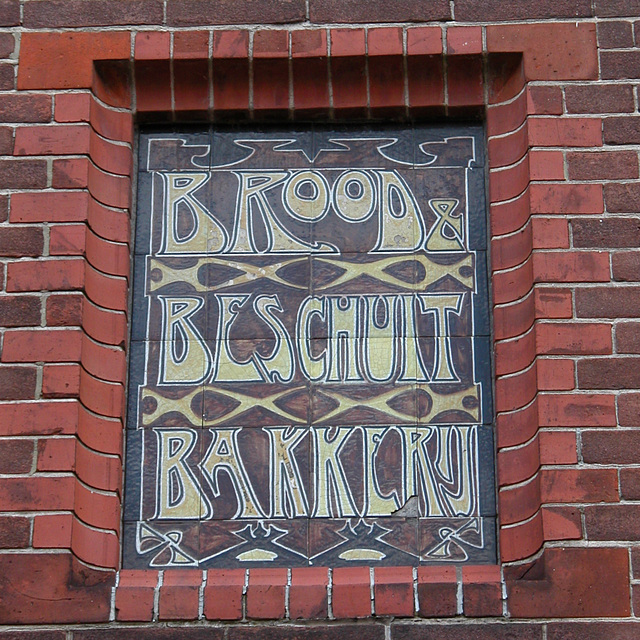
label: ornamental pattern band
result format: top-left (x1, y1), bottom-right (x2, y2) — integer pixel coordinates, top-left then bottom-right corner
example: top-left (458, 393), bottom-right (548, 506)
top-left (123, 125), bottom-right (496, 568)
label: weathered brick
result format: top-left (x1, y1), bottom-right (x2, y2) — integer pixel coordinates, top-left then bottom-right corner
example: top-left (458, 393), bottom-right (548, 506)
top-left (548, 622), bottom-right (640, 640)
top-left (572, 218), bottom-right (640, 248)
top-left (0, 0), bottom-right (19, 26)
top-left (456, 0), bottom-right (590, 20)
top-left (616, 321), bottom-right (640, 352)
top-left (0, 159), bottom-right (47, 189)
top-left (601, 50), bottom-right (640, 79)
top-left (586, 504), bottom-right (640, 539)
top-left (0, 366), bottom-right (37, 400)
top-left (0, 93), bottom-right (51, 122)
top-left (576, 286), bottom-right (640, 317)
top-left (0, 32), bottom-right (14, 57)
top-left (604, 116), bottom-right (640, 144)
top-left (0, 296), bottom-right (41, 327)
top-left (565, 83), bottom-right (635, 113)
top-left (0, 440), bottom-right (34, 473)
top-left (598, 20), bottom-right (635, 48)
top-left (583, 429), bottom-right (640, 464)
top-left (594, 0), bottom-right (640, 16)
top-left (167, 0), bottom-right (305, 25)
top-left (568, 150), bottom-right (638, 180)
top-left (619, 392), bottom-right (640, 426)
top-left (0, 227), bottom-right (44, 257)
top-left (578, 357), bottom-right (640, 389)
top-left (392, 624), bottom-right (541, 640)
top-left (621, 468), bottom-right (640, 499)
top-left (0, 515), bottom-right (30, 548)
top-left (540, 468), bottom-right (619, 503)
top-left (23, 0), bottom-right (164, 27)
top-left (613, 251), bottom-right (640, 281)
top-left (606, 183), bottom-right (640, 212)
top-left (46, 294), bottom-right (83, 326)
top-left (310, 0), bottom-right (449, 22)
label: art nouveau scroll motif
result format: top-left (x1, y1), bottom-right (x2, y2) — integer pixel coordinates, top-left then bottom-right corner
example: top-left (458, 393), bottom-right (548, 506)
top-left (124, 126), bottom-right (495, 568)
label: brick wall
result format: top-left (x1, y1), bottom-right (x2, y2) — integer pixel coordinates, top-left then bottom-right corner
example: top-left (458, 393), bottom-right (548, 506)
top-left (1, 0), bottom-right (640, 637)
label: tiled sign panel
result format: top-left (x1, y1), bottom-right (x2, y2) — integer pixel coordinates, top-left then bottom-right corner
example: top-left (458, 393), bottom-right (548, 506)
top-left (123, 126), bottom-right (496, 569)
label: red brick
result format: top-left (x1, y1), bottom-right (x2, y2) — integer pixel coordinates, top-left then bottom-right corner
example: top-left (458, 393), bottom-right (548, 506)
top-left (578, 357), bottom-right (640, 389)
top-left (23, 0), bottom-right (163, 27)
top-left (158, 569), bottom-right (201, 621)
top-left (32, 513), bottom-right (72, 548)
top-left (0, 366), bottom-right (37, 400)
top-left (539, 393), bottom-right (617, 427)
top-left (42, 363), bottom-right (80, 398)
top-left (0, 552), bottom-right (112, 624)
top-left (79, 368), bottom-right (125, 418)
top-left (0, 439), bottom-right (34, 473)
top-left (0, 93), bottom-right (52, 122)
top-left (213, 30), bottom-right (248, 58)
top-left (204, 569), bottom-right (244, 620)
top-left (246, 568), bottom-right (287, 620)
top-left (50, 224), bottom-right (86, 256)
top-left (487, 23), bottom-right (597, 80)
top-left (462, 566), bottom-right (501, 617)
top-left (586, 504), bottom-right (640, 540)
top-left (7, 259), bottom-right (84, 293)
top-left (52, 158), bottom-right (89, 189)
top-left (416, 566), bottom-right (457, 617)
top-left (539, 430), bottom-right (578, 464)
top-left (82, 300), bottom-right (126, 345)
top-left (2, 328), bottom-right (81, 363)
top-left (309, 0), bottom-right (449, 22)
top-left (0, 159), bottom-right (47, 190)
top-left (19, 31), bottom-right (131, 90)
top-left (528, 117), bottom-right (602, 147)
top-left (11, 191), bottom-right (89, 223)
top-left (115, 569), bottom-right (157, 622)
top-left (536, 358), bottom-right (574, 391)
top-left (0, 515), bottom-right (30, 548)
top-left (55, 92), bottom-right (91, 123)
top-left (46, 294), bottom-right (83, 326)
top-left (14, 124), bottom-right (90, 155)
top-left (0, 227), bottom-right (43, 258)
top-left (0, 400), bottom-right (77, 437)
top-left (174, 60), bottom-right (209, 113)
top-left (292, 57), bottom-right (329, 112)
top-left (289, 567), bottom-right (328, 619)
top-left (565, 83), bottom-right (635, 114)
top-left (536, 322), bottom-right (612, 355)
top-left (369, 53), bottom-right (405, 111)
top-left (613, 252), bottom-right (640, 281)
top-left (527, 85), bottom-right (563, 115)
top-left (167, 0), bottom-right (305, 26)
top-left (331, 55), bottom-right (367, 115)
top-left (37, 436), bottom-right (75, 471)
top-left (0, 476), bottom-right (74, 511)
top-left (529, 150), bottom-right (564, 181)
top-left (406, 26), bottom-right (442, 55)
top-left (534, 288), bottom-right (573, 319)
top-left (541, 506), bottom-right (581, 541)
top-left (601, 50), bottom-right (640, 80)
top-left (604, 116), bottom-right (640, 144)
top-left (533, 251), bottom-right (609, 283)
top-left (508, 547), bottom-right (629, 617)
top-left (332, 567), bottom-right (371, 618)
top-left (174, 31), bottom-right (209, 59)
top-left (541, 468), bottom-right (618, 503)
top-left (212, 59), bottom-right (249, 111)
top-left (374, 566), bottom-right (413, 617)
top-left (87, 163), bottom-right (130, 209)
top-left (0, 296), bottom-right (41, 327)
top-left (75, 442), bottom-right (120, 492)
top-left (569, 150), bottom-right (638, 181)
top-left (407, 55), bottom-right (444, 111)
top-left (253, 58), bottom-right (289, 111)
top-left (530, 183), bottom-right (604, 215)
top-left (500, 474), bottom-right (540, 524)
top-left (447, 26), bottom-right (482, 55)
top-left (448, 56), bottom-right (483, 107)
top-left (531, 218), bottom-right (569, 249)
